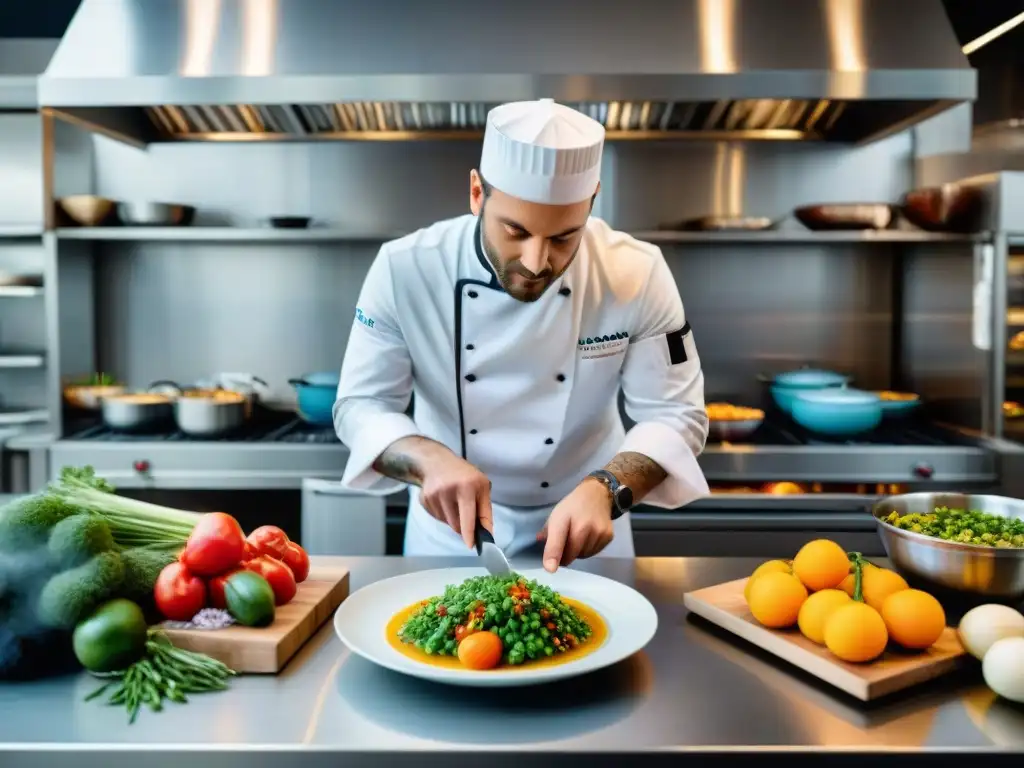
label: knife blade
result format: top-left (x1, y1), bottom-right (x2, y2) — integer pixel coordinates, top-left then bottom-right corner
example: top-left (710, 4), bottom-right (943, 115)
top-left (475, 525), bottom-right (512, 576)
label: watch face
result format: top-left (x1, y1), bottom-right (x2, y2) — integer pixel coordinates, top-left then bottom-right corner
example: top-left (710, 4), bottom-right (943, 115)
top-left (615, 486), bottom-right (634, 511)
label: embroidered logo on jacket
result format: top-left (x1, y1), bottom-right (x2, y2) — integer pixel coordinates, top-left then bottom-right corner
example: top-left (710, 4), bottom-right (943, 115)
top-left (355, 308), bottom-right (375, 328)
top-left (578, 331), bottom-right (629, 360)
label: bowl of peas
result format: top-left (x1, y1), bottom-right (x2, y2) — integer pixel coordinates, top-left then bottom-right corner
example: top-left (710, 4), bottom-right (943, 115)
top-left (871, 492), bottom-right (1024, 601)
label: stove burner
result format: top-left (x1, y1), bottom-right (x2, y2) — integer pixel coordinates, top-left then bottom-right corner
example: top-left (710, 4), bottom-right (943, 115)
top-left (66, 418), bottom-right (340, 444)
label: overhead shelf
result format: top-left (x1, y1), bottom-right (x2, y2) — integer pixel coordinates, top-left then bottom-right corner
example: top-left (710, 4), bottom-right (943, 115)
top-left (0, 286), bottom-right (43, 298)
top-left (55, 227), bottom-right (406, 243)
top-left (54, 227), bottom-right (989, 245)
top-left (0, 226), bottom-right (44, 239)
top-left (0, 352), bottom-right (45, 369)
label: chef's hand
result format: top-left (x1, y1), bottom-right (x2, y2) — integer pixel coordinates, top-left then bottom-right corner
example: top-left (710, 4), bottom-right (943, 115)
top-left (420, 452), bottom-right (494, 549)
top-left (537, 478), bottom-right (615, 572)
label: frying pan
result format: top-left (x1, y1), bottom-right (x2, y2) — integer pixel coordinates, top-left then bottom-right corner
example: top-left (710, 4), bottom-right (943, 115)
top-left (794, 204), bottom-right (895, 231)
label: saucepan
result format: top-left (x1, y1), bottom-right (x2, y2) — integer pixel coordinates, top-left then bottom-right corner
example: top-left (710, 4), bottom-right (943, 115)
top-left (758, 368), bottom-right (852, 414)
top-left (789, 388), bottom-right (883, 437)
top-left (288, 372), bottom-right (340, 426)
top-left (174, 388), bottom-right (248, 437)
top-left (100, 382), bottom-right (181, 433)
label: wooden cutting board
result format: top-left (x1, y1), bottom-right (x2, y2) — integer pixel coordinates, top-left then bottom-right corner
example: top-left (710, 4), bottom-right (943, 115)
top-left (162, 564), bottom-right (350, 674)
top-left (683, 577), bottom-right (967, 701)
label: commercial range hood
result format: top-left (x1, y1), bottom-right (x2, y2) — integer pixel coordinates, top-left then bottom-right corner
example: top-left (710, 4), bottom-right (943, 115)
top-left (38, 0), bottom-right (975, 147)
top-left (0, 39), bottom-right (58, 111)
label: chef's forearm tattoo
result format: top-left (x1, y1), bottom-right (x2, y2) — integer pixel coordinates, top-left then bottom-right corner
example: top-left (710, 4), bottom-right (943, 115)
top-left (604, 451), bottom-right (668, 502)
top-left (374, 448), bottom-right (423, 486)
top-left (373, 436), bottom-right (453, 486)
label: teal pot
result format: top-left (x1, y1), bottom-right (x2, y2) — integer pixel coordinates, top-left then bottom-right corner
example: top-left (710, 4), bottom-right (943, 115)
top-left (790, 388), bottom-right (883, 436)
top-left (288, 372), bottom-right (340, 426)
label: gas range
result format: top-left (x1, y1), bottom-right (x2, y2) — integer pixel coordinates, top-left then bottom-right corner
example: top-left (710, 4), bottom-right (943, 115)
top-left (699, 414), bottom-right (998, 485)
top-left (52, 416), bottom-right (347, 490)
top-left (65, 418), bottom-right (340, 445)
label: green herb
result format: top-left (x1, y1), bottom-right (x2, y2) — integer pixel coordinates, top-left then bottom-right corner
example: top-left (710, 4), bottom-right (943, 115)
top-left (884, 506), bottom-right (1024, 548)
top-left (398, 573), bottom-right (592, 665)
top-left (84, 631), bottom-right (236, 724)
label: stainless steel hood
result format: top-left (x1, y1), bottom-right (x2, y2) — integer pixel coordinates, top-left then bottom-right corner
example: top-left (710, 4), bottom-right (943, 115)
top-left (39, 0), bottom-right (976, 147)
top-left (0, 39), bottom-right (58, 111)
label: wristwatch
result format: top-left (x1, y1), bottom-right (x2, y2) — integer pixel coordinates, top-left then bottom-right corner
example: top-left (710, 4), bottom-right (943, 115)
top-left (586, 469), bottom-right (633, 520)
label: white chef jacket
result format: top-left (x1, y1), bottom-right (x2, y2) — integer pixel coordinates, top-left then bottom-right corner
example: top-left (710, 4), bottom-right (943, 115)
top-left (333, 213), bottom-right (709, 556)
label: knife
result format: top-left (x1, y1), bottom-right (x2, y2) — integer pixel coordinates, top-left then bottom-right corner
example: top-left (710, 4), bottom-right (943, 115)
top-left (475, 526), bottom-right (512, 576)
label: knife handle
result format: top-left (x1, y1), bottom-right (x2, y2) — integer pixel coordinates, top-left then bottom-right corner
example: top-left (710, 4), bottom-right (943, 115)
top-left (475, 525), bottom-right (495, 555)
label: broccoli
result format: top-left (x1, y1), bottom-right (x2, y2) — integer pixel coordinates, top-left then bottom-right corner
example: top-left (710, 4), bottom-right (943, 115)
top-left (0, 494), bottom-right (82, 552)
top-left (36, 552), bottom-right (124, 630)
top-left (47, 514), bottom-right (115, 568)
top-left (120, 547), bottom-right (177, 606)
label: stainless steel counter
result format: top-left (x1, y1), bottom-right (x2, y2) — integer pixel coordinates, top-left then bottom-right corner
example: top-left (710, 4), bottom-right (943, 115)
top-left (0, 556), bottom-right (1020, 767)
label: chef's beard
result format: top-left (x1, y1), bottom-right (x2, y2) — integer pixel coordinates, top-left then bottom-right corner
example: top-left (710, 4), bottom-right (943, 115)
top-left (480, 226), bottom-right (575, 303)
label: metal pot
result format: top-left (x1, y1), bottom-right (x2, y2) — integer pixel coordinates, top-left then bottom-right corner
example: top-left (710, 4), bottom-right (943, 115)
top-left (288, 372), bottom-right (339, 426)
top-left (101, 390), bottom-right (175, 433)
top-left (206, 373), bottom-right (270, 417)
top-left (174, 389), bottom-right (247, 437)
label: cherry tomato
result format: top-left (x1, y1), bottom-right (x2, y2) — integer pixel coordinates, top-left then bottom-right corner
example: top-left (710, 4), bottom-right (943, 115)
top-left (246, 525), bottom-right (290, 559)
top-left (457, 631), bottom-right (504, 670)
top-left (281, 541), bottom-right (310, 583)
top-left (242, 539), bottom-right (259, 561)
top-left (243, 555), bottom-right (297, 605)
top-left (154, 562), bottom-right (207, 621)
top-left (181, 512), bottom-right (246, 577)
top-left (208, 567), bottom-right (243, 609)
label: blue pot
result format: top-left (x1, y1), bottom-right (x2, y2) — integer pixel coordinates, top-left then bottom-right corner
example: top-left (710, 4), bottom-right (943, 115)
top-left (767, 369), bottom-right (851, 414)
top-left (770, 383), bottom-right (841, 414)
top-left (790, 388), bottom-right (883, 436)
top-left (288, 371), bottom-right (340, 426)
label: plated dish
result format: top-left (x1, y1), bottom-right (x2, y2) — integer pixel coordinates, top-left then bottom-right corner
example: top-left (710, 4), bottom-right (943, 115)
top-left (334, 567), bottom-right (657, 686)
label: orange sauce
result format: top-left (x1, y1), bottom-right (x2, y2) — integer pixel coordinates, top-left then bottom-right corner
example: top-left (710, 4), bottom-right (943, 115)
top-left (385, 596), bottom-right (608, 672)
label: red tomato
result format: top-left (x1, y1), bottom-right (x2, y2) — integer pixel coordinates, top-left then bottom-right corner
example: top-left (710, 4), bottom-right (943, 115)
top-left (281, 541), bottom-right (310, 583)
top-left (242, 539), bottom-right (259, 561)
top-left (207, 567), bottom-right (243, 609)
top-left (154, 562), bottom-right (207, 621)
top-left (181, 512), bottom-right (246, 576)
top-left (246, 525), bottom-right (290, 559)
top-left (243, 555), bottom-right (297, 605)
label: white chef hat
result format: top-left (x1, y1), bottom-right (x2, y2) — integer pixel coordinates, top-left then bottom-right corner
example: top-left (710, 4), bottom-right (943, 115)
top-left (479, 98), bottom-right (605, 206)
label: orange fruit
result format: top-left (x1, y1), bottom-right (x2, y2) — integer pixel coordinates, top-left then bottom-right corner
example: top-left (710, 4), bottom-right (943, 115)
top-left (793, 539), bottom-right (850, 592)
top-left (861, 568), bottom-right (909, 612)
top-left (747, 571), bottom-right (808, 628)
top-left (744, 559), bottom-right (792, 603)
top-left (457, 630), bottom-right (504, 670)
top-left (824, 601), bottom-right (889, 662)
top-left (881, 589), bottom-right (946, 649)
top-left (797, 589), bottom-right (851, 644)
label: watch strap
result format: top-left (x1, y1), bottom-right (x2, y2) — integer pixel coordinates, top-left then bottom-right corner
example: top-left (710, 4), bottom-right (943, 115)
top-left (587, 469), bottom-right (629, 519)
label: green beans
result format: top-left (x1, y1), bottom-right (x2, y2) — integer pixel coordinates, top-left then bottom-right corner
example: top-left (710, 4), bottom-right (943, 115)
top-left (885, 506), bottom-right (1024, 548)
top-left (396, 573), bottom-right (593, 665)
top-left (83, 631), bottom-right (236, 723)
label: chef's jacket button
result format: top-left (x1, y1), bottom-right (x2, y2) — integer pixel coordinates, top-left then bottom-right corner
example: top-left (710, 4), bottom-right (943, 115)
top-left (544, 438), bottom-right (554, 445)
top-left (468, 290), bottom-right (478, 299)
top-left (466, 344), bottom-right (475, 350)
top-left (465, 373), bottom-right (477, 382)
top-left (470, 429), bottom-right (478, 435)
top-left (541, 481), bottom-right (550, 488)
top-left (556, 373), bottom-right (566, 382)
top-left (559, 287), bottom-right (571, 296)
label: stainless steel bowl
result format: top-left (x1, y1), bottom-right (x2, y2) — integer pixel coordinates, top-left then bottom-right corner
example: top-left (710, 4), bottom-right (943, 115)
top-left (872, 492), bottom-right (1024, 600)
top-left (116, 202), bottom-right (195, 226)
top-left (709, 417), bottom-right (764, 441)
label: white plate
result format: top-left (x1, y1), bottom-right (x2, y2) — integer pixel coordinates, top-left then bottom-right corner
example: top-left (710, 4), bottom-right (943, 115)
top-left (333, 567), bottom-right (657, 687)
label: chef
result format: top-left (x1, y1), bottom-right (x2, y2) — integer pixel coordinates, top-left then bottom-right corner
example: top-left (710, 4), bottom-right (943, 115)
top-left (334, 98), bottom-right (709, 571)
